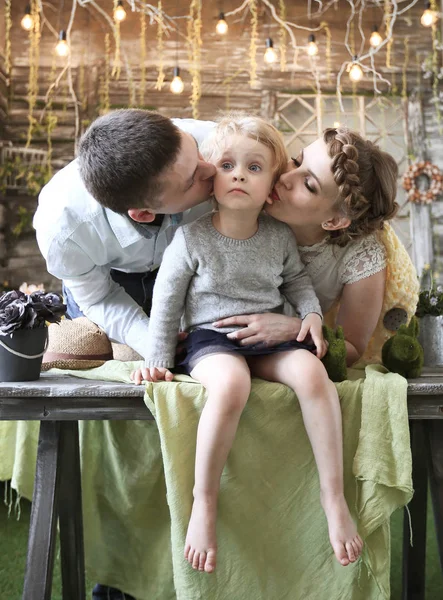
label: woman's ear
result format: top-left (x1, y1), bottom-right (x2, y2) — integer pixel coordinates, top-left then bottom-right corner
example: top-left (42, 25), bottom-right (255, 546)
top-left (127, 208), bottom-right (157, 223)
top-left (321, 215), bottom-right (351, 231)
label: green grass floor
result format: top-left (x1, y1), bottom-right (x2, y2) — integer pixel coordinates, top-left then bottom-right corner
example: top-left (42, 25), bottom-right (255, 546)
top-left (0, 481), bottom-right (441, 599)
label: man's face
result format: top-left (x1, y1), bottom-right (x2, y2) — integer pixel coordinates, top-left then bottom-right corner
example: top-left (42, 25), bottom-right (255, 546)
top-left (156, 132), bottom-right (216, 214)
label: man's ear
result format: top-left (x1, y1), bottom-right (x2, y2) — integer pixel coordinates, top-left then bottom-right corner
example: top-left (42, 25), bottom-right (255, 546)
top-left (127, 208), bottom-right (157, 223)
top-left (321, 214), bottom-right (351, 231)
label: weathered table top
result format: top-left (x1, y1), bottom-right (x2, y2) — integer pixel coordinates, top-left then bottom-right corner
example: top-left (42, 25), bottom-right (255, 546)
top-left (0, 369), bottom-right (442, 420)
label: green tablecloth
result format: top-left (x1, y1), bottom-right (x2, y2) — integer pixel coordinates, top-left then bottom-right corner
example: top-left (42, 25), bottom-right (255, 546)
top-left (0, 363), bottom-right (412, 600)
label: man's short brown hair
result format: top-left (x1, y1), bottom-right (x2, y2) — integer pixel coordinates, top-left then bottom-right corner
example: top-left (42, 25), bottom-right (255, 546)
top-left (78, 109), bottom-right (182, 213)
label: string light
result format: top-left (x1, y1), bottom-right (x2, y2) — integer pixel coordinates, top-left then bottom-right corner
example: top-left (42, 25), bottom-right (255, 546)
top-left (55, 30), bottom-right (69, 57)
top-left (421, 2), bottom-right (438, 27)
top-left (264, 38), bottom-right (278, 64)
top-left (21, 4), bottom-right (34, 31)
top-left (348, 57), bottom-right (363, 82)
top-left (333, 121), bottom-right (340, 128)
top-left (170, 67), bottom-right (184, 94)
top-left (216, 12), bottom-right (228, 35)
top-left (369, 25), bottom-right (382, 48)
top-left (114, 0), bottom-right (127, 23)
top-left (307, 34), bottom-right (319, 56)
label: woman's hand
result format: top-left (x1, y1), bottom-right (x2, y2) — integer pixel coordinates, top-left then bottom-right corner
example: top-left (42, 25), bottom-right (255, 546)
top-left (130, 366), bottom-right (174, 385)
top-left (297, 313), bottom-right (327, 358)
top-left (213, 313), bottom-right (302, 346)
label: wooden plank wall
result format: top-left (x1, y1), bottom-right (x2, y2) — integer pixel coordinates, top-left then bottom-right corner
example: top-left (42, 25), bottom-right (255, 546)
top-left (1, 62), bottom-right (267, 292)
top-left (1, 67), bottom-right (443, 290)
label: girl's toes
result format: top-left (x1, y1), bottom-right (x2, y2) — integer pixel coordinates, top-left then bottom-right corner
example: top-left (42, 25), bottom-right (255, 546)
top-left (346, 541), bottom-right (356, 563)
top-left (205, 549), bottom-right (217, 573)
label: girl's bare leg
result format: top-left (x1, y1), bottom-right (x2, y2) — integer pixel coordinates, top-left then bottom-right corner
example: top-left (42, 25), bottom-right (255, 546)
top-left (184, 353), bottom-right (251, 573)
top-left (249, 350), bottom-right (363, 566)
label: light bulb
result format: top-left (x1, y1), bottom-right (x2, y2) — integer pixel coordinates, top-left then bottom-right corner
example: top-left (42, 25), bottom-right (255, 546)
top-left (21, 5), bottom-right (33, 31)
top-left (369, 26), bottom-right (382, 48)
top-left (170, 67), bottom-right (184, 94)
top-left (349, 62), bottom-right (363, 82)
top-left (264, 38), bottom-right (278, 64)
top-left (216, 13), bottom-right (228, 35)
top-left (55, 31), bottom-right (69, 57)
top-left (333, 121), bottom-right (340, 128)
top-left (421, 5), bottom-right (438, 27)
top-left (114, 0), bottom-right (127, 23)
top-left (307, 34), bottom-right (319, 56)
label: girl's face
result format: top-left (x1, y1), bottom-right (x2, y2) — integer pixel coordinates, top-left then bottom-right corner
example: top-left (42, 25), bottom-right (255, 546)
top-left (266, 138), bottom-right (341, 228)
top-left (212, 135), bottom-right (275, 211)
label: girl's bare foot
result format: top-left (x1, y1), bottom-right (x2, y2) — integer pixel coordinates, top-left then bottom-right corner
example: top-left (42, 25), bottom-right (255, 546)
top-left (321, 491), bottom-right (363, 566)
top-left (184, 496), bottom-right (217, 573)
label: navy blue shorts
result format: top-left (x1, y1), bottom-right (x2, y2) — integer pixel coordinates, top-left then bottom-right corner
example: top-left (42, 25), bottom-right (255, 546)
top-left (177, 328), bottom-right (316, 374)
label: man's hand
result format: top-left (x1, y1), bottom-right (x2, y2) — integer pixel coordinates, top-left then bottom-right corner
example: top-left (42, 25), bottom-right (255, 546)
top-left (297, 313), bottom-right (327, 358)
top-left (213, 313), bottom-right (302, 347)
top-left (130, 366), bottom-right (174, 385)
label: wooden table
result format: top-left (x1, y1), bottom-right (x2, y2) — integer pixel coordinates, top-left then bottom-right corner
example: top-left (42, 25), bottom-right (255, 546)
top-left (0, 371), bottom-right (442, 600)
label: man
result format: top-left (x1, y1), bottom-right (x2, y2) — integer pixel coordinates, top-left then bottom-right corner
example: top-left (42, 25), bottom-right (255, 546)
top-left (34, 109), bottom-right (216, 600)
top-left (34, 109), bottom-right (216, 361)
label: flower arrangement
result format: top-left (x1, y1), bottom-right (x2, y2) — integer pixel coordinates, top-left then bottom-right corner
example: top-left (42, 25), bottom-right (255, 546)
top-left (415, 266), bottom-right (443, 318)
top-left (0, 290), bottom-right (67, 336)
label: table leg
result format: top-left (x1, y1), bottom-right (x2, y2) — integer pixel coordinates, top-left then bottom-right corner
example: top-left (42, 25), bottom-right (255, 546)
top-left (426, 420), bottom-right (443, 574)
top-left (22, 421), bottom-right (61, 600)
top-left (402, 420), bottom-right (428, 600)
top-left (58, 421), bottom-right (86, 600)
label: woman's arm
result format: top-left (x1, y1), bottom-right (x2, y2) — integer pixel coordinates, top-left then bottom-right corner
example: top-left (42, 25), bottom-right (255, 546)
top-left (336, 268), bottom-right (386, 366)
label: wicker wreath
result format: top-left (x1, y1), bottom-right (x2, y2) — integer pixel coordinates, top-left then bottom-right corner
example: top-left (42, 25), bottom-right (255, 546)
top-left (402, 161), bottom-right (443, 205)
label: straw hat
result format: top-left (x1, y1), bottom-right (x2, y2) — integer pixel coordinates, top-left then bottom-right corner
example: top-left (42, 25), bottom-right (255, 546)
top-left (41, 317), bottom-right (113, 370)
top-left (111, 342), bottom-right (143, 362)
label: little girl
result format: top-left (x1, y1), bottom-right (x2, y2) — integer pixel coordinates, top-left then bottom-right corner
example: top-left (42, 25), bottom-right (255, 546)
top-left (131, 114), bottom-right (363, 573)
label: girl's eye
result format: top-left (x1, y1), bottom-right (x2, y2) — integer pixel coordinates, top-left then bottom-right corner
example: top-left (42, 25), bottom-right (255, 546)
top-left (249, 164), bottom-right (261, 172)
top-left (221, 162), bottom-right (233, 170)
top-left (291, 156), bottom-right (302, 167)
top-left (304, 177), bottom-right (315, 194)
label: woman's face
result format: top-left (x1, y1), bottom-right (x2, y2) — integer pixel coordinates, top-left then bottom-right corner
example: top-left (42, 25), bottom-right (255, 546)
top-left (266, 138), bottom-right (341, 228)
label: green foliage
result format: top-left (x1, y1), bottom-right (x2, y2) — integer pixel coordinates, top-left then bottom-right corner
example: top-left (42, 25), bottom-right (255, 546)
top-left (12, 206), bottom-right (33, 237)
top-left (0, 155), bottom-right (51, 197)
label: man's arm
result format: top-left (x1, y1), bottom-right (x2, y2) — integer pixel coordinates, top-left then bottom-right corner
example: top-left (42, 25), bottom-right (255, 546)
top-left (45, 236), bottom-right (151, 358)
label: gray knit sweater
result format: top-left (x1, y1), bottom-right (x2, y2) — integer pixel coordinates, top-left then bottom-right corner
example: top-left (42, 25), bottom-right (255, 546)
top-left (145, 213), bottom-right (322, 368)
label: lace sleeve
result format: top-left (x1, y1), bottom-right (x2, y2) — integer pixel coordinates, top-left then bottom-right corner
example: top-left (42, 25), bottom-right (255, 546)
top-left (340, 234), bottom-right (387, 285)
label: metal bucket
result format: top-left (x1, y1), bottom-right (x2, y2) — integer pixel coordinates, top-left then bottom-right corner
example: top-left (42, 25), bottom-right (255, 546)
top-left (0, 327), bottom-right (48, 382)
top-left (418, 315), bottom-right (443, 367)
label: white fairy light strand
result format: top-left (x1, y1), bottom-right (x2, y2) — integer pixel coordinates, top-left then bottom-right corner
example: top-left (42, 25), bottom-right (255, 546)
top-left (23, 0), bottom-right (427, 140)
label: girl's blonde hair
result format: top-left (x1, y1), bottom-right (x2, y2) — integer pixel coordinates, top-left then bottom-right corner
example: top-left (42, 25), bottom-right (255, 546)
top-left (324, 126), bottom-right (399, 246)
top-left (200, 112), bottom-right (288, 185)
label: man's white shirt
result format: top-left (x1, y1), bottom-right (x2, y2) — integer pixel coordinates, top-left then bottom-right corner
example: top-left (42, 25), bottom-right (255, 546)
top-left (33, 118), bottom-right (215, 359)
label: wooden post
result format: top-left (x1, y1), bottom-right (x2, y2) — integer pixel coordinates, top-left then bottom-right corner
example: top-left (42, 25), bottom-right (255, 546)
top-left (260, 90), bottom-right (277, 123)
top-left (407, 95), bottom-right (434, 277)
top-left (315, 94), bottom-right (323, 136)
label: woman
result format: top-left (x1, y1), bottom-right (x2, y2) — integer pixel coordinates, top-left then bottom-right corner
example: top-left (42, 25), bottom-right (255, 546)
top-left (214, 126), bottom-right (418, 365)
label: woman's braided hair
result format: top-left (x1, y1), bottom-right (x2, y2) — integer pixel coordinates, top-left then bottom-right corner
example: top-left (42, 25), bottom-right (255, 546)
top-left (324, 126), bottom-right (399, 246)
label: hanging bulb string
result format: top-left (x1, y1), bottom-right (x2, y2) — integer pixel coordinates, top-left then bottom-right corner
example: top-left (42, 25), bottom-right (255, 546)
top-left (335, 0), bottom-right (400, 113)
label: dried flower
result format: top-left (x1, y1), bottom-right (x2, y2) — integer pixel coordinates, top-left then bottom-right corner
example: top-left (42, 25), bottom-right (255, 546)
top-left (0, 289), bottom-right (67, 336)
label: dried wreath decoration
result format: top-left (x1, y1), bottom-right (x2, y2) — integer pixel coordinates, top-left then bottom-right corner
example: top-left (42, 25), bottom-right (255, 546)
top-left (402, 161), bottom-right (443, 205)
